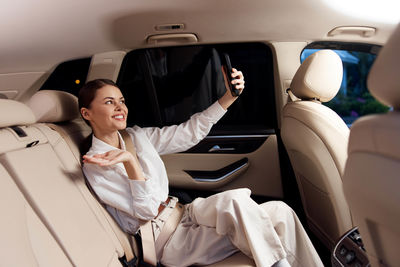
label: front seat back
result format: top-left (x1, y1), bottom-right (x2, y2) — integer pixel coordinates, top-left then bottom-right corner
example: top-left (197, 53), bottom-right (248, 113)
top-left (343, 24), bottom-right (400, 267)
top-left (281, 50), bottom-right (352, 249)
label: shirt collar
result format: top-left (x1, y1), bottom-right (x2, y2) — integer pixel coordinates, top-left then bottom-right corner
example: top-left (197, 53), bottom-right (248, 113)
top-left (90, 131), bottom-right (126, 153)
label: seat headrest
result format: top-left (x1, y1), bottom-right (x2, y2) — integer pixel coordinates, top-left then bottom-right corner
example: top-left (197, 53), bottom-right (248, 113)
top-left (368, 23), bottom-right (400, 110)
top-left (291, 49), bottom-right (343, 102)
top-left (0, 99), bottom-right (36, 128)
top-left (28, 90), bottom-right (80, 123)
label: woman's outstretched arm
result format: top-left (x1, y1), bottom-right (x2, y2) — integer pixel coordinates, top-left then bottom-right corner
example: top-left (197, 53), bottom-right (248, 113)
top-left (141, 67), bottom-right (245, 155)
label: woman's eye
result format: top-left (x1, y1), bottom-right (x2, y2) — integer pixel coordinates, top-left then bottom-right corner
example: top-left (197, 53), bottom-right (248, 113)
top-left (105, 100), bottom-right (113, 104)
top-left (120, 99), bottom-right (125, 104)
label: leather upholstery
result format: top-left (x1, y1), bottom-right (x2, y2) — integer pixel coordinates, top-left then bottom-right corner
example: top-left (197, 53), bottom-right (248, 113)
top-left (28, 90), bottom-right (80, 123)
top-left (343, 23), bottom-right (400, 267)
top-left (0, 99), bottom-right (36, 127)
top-left (0, 164), bottom-right (72, 266)
top-left (367, 23), bottom-right (400, 109)
top-left (28, 90), bottom-right (92, 161)
top-left (291, 49), bottom-right (343, 102)
top-left (282, 50), bottom-right (352, 249)
top-left (0, 98), bottom-right (126, 266)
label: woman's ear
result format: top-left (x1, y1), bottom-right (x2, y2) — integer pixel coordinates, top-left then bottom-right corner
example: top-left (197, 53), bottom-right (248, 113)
top-left (80, 107), bottom-right (90, 121)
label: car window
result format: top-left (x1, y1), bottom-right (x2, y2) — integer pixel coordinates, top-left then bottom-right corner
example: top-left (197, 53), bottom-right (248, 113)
top-left (40, 58), bottom-right (91, 95)
top-left (301, 43), bottom-right (389, 126)
top-left (117, 43), bottom-right (277, 135)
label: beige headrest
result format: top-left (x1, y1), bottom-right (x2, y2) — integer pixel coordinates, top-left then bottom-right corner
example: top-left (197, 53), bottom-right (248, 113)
top-left (0, 99), bottom-right (36, 128)
top-left (368, 23), bottom-right (400, 109)
top-left (28, 90), bottom-right (80, 123)
top-left (291, 49), bottom-right (343, 102)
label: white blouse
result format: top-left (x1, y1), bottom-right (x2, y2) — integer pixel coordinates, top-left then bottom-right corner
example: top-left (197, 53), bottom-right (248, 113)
top-left (82, 101), bottom-right (226, 234)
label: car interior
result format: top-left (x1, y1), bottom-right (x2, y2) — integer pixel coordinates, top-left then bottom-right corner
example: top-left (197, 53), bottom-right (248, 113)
top-left (0, 0), bottom-right (399, 266)
top-left (282, 49), bottom-right (352, 249)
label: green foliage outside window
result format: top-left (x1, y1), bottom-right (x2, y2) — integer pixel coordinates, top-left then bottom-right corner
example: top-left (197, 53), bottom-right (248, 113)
top-left (325, 92), bottom-right (390, 122)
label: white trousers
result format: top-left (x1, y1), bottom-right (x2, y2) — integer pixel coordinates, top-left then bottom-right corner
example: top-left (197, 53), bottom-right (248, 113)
top-left (159, 188), bottom-right (323, 267)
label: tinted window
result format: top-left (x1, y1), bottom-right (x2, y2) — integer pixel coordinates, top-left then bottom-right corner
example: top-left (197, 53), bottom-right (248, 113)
top-left (117, 43), bottom-right (276, 135)
top-left (40, 58), bottom-right (91, 96)
top-left (301, 43), bottom-right (389, 125)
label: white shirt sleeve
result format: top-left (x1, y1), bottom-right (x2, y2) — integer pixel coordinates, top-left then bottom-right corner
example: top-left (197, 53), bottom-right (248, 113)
top-left (142, 101), bottom-right (226, 155)
top-left (83, 161), bottom-right (160, 221)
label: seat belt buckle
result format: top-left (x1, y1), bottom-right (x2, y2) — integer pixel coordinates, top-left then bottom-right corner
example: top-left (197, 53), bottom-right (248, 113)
top-left (138, 259), bottom-right (162, 267)
top-left (120, 255), bottom-right (138, 267)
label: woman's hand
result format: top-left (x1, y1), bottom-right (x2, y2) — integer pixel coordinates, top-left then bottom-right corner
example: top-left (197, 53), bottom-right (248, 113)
top-left (83, 150), bottom-right (133, 166)
top-left (83, 150), bottom-right (146, 181)
top-left (218, 67), bottom-right (245, 110)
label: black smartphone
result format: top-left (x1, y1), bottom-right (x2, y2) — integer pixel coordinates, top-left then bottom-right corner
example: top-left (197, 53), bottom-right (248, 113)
top-left (221, 53), bottom-right (240, 97)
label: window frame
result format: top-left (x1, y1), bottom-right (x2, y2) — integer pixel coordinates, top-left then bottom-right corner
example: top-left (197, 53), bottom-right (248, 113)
top-left (40, 57), bottom-right (91, 94)
top-left (116, 42), bottom-right (278, 153)
top-left (117, 43), bottom-right (277, 134)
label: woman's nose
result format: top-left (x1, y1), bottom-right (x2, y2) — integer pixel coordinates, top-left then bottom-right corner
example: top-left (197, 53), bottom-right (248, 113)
top-left (115, 103), bottom-right (122, 110)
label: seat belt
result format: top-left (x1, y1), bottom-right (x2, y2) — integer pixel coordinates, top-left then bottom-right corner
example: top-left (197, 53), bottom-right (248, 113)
top-left (155, 201), bottom-right (184, 259)
top-left (120, 129), bottom-right (158, 267)
top-left (46, 123), bottom-right (138, 266)
top-left (286, 88), bottom-right (299, 102)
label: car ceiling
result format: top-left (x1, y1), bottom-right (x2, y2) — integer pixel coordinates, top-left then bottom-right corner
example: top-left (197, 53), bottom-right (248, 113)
top-left (0, 0), bottom-right (398, 74)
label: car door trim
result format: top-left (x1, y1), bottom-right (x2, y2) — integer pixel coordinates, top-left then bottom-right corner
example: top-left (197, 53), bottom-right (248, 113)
top-left (184, 157), bottom-right (249, 182)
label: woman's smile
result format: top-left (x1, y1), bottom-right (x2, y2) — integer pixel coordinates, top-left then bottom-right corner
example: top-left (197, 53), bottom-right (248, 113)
top-left (112, 114), bottom-right (126, 121)
top-left (81, 84), bottom-right (129, 140)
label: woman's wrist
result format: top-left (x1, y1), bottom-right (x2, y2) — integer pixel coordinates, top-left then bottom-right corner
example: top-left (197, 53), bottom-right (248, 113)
top-left (218, 91), bottom-right (238, 110)
top-left (124, 156), bottom-right (146, 181)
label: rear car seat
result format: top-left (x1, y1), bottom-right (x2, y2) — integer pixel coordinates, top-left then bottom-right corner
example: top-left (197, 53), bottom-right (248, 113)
top-left (28, 90), bottom-right (136, 264)
top-left (26, 90), bottom-right (255, 266)
top-left (0, 164), bottom-right (72, 266)
top-left (0, 98), bottom-right (131, 266)
top-left (0, 100), bottom-right (72, 266)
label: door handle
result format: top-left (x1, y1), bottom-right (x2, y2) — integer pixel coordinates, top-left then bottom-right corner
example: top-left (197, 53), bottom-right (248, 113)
top-left (208, 145), bottom-right (235, 153)
top-left (184, 158), bottom-right (248, 182)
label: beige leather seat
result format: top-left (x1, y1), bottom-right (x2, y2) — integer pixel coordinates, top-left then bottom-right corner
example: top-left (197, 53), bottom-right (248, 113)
top-left (0, 100), bottom-right (72, 266)
top-left (0, 163), bottom-right (73, 267)
top-left (0, 98), bottom-right (133, 266)
top-left (28, 89), bottom-right (255, 266)
top-left (281, 50), bottom-right (353, 249)
top-left (28, 89), bottom-right (92, 160)
top-left (343, 24), bottom-right (400, 267)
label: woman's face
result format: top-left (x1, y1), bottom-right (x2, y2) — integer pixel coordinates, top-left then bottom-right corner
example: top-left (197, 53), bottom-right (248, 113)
top-left (81, 85), bottom-right (128, 135)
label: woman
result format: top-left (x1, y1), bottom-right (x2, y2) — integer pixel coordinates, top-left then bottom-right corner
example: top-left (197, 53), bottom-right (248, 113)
top-left (80, 68), bottom-right (323, 267)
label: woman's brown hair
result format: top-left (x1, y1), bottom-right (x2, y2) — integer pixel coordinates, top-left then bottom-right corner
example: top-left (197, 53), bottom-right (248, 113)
top-left (78, 78), bottom-right (118, 111)
top-left (78, 79), bottom-right (118, 156)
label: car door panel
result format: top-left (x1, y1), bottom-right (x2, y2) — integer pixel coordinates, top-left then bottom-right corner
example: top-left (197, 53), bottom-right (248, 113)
top-left (162, 134), bottom-right (283, 198)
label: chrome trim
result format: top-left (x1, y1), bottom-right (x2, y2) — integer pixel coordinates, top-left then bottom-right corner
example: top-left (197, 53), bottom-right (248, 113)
top-left (332, 227), bottom-right (371, 267)
top-left (332, 229), bottom-right (349, 267)
top-left (208, 145), bottom-right (235, 152)
top-left (194, 161), bottom-right (249, 183)
top-left (205, 135), bottom-right (269, 139)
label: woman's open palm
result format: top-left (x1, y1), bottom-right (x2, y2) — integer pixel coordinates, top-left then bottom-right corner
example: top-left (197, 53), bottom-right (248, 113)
top-left (83, 150), bottom-right (133, 166)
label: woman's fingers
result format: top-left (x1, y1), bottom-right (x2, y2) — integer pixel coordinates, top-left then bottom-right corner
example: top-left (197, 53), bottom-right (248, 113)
top-left (83, 151), bottom-right (120, 165)
top-left (83, 150), bottom-right (134, 166)
top-left (83, 155), bottom-right (108, 165)
top-left (234, 83), bottom-right (245, 90)
top-left (232, 79), bottom-right (245, 85)
top-left (231, 68), bottom-right (243, 78)
top-left (230, 68), bottom-right (245, 91)
top-left (84, 156), bottom-right (117, 166)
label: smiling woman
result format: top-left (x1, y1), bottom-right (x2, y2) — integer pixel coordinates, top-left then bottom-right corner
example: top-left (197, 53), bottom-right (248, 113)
top-left (77, 72), bottom-right (324, 267)
top-left (1, 0), bottom-right (399, 266)
top-left (79, 80), bottom-right (128, 143)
